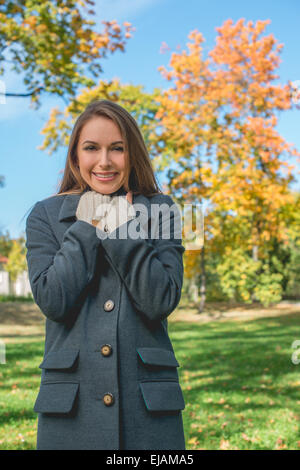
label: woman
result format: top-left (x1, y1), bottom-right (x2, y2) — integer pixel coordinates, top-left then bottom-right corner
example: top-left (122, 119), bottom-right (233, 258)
top-left (25, 99), bottom-right (186, 450)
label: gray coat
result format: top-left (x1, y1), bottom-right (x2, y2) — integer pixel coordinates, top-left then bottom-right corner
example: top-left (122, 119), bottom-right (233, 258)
top-left (25, 188), bottom-right (186, 450)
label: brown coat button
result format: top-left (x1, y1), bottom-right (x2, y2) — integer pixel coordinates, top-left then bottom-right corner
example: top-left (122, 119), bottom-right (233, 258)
top-left (101, 344), bottom-right (112, 357)
top-left (104, 300), bottom-right (114, 311)
top-left (103, 393), bottom-right (114, 406)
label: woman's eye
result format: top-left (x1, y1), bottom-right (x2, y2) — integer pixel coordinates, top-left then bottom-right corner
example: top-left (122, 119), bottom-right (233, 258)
top-left (84, 146), bottom-right (123, 152)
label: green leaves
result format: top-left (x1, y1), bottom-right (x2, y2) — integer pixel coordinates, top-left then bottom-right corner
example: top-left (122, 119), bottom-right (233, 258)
top-left (0, 0), bottom-right (135, 108)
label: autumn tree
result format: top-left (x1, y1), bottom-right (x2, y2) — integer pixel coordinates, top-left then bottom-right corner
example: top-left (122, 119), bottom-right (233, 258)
top-left (0, 0), bottom-right (134, 190)
top-left (155, 19), bottom-right (300, 308)
top-left (4, 238), bottom-right (27, 295)
top-left (0, 229), bottom-right (13, 257)
top-left (0, 0), bottom-right (134, 108)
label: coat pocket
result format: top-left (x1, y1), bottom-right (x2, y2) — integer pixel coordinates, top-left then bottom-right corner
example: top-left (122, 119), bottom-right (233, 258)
top-left (39, 348), bottom-right (80, 382)
top-left (137, 347), bottom-right (180, 381)
top-left (137, 347), bottom-right (179, 367)
top-left (34, 382), bottom-right (79, 414)
top-left (139, 380), bottom-right (185, 412)
top-left (39, 349), bottom-right (80, 370)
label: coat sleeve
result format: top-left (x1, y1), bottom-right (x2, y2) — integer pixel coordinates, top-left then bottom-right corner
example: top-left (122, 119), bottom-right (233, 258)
top-left (25, 200), bottom-right (102, 323)
top-left (100, 195), bottom-right (185, 323)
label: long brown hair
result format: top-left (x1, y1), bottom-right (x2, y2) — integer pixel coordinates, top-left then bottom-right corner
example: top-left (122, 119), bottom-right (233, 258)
top-left (55, 99), bottom-right (162, 197)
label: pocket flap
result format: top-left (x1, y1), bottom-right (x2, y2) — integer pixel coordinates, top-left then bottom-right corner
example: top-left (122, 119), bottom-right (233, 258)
top-left (34, 382), bottom-right (79, 413)
top-left (139, 381), bottom-right (185, 411)
top-left (39, 349), bottom-right (79, 370)
top-left (137, 347), bottom-right (179, 367)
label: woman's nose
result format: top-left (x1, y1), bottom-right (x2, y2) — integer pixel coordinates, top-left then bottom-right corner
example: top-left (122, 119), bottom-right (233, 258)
top-left (97, 149), bottom-right (111, 166)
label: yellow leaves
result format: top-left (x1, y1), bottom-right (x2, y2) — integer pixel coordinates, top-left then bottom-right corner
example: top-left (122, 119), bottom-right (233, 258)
top-left (57, 6), bottom-right (70, 15)
top-left (10, 384), bottom-right (18, 394)
top-left (112, 24), bottom-right (121, 33)
top-left (188, 436), bottom-right (199, 446)
top-left (79, 43), bottom-right (91, 53)
top-left (275, 438), bottom-right (287, 450)
top-left (219, 438), bottom-right (231, 450)
top-left (289, 380), bottom-right (300, 387)
top-left (94, 36), bottom-right (109, 48)
top-left (241, 433), bottom-right (260, 443)
top-left (35, 24), bottom-right (47, 34)
top-left (10, 4), bottom-right (23, 14)
top-left (23, 15), bottom-right (37, 28)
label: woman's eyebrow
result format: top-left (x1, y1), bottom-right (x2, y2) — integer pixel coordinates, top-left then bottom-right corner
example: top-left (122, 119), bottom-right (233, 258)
top-left (82, 140), bottom-right (124, 145)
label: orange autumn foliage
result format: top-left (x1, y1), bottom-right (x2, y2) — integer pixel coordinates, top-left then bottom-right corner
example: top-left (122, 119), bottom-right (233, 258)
top-left (154, 19), bottom-right (300, 275)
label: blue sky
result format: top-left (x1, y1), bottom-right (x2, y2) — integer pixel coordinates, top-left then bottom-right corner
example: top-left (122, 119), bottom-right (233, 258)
top-left (1, 0), bottom-right (299, 239)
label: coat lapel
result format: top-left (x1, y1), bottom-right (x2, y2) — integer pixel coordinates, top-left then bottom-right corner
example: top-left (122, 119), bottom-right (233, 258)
top-left (58, 193), bottom-right (82, 222)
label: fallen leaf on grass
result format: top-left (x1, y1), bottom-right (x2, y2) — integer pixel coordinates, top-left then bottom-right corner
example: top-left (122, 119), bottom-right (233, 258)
top-left (188, 437), bottom-right (199, 446)
top-left (219, 439), bottom-right (231, 450)
top-left (276, 438), bottom-right (287, 450)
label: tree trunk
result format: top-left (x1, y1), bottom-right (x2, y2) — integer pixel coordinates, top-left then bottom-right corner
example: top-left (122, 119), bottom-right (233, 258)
top-left (198, 244), bottom-right (206, 313)
top-left (251, 244), bottom-right (259, 302)
top-left (189, 278), bottom-right (199, 304)
top-left (8, 275), bottom-right (15, 296)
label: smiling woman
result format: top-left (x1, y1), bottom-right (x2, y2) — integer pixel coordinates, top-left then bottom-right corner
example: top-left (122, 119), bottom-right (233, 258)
top-left (25, 99), bottom-right (186, 450)
top-left (56, 99), bottom-right (161, 197)
top-left (77, 118), bottom-right (127, 194)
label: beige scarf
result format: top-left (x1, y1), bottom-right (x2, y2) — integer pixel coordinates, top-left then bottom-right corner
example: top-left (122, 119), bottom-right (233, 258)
top-left (76, 190), bottom-right (136, 232)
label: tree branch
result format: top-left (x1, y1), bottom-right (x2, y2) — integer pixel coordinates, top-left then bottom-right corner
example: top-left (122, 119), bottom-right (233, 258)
top-left (0, 86), bottom-right (44, 97)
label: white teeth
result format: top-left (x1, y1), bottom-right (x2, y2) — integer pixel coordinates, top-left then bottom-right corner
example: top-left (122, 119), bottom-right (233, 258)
top-left (94, 173), bottom-right (116, 178)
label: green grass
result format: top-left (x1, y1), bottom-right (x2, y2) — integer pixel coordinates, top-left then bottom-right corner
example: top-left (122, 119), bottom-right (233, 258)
top-left (0, 337), bottom-right (44, 449)
top-left (0, 311), bottom-right (300, 449)
top-left (0, 295), bottom-right (34, 302)
top-left (170, 312), bottom-right (300, 450)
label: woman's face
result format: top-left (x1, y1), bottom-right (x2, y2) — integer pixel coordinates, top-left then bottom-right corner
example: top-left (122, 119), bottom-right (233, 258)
top-left (77, 116), bottom-right (128, 194)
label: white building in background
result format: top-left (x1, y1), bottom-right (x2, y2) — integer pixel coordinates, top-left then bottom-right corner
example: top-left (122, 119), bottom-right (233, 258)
top-left (14, 270), bottom-right (32, 296)
top-left (0, 269), bottom-right (9, 295)
top-left (0, 255), bottom-right (32, 297)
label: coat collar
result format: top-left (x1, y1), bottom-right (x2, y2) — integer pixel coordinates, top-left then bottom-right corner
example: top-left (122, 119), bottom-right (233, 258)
top-left (58, 187), bottom-right (152, 223)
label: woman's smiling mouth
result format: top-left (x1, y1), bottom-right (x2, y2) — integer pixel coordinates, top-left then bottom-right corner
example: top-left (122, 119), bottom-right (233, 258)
top-left (92, 172), bottom-right (118, 181)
